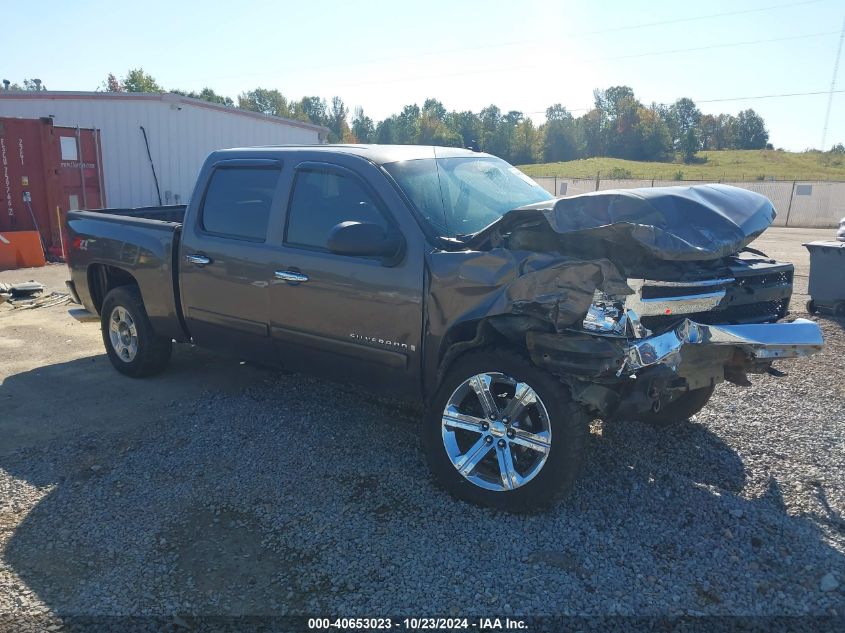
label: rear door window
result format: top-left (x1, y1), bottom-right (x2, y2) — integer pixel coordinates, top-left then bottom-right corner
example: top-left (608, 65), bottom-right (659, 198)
top-left (201, 167), bottom-right (279, 241)
top-left (285, 169), bottom-right (389, 250)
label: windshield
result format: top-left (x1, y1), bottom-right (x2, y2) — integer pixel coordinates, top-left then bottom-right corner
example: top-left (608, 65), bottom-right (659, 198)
top-left (383, 155), bottom-right (553, 237)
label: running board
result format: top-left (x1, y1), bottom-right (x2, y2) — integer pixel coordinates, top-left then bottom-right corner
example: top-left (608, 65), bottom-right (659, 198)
top-left (68, 308), bottom-right (99, 323)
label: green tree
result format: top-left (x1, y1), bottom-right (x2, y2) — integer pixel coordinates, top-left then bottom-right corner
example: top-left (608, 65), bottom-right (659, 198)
top-left (511, 119), bottom-right (541, 164)
top-left (445, 111), bottom-right (482, 148)
top-left (545, 103), bottom-right (569, 122)
top-left (636, 106), bottom-right (673, 161)
top-left (222, 84), bottom-right (772, 160)
top-left (121, 68), bottom-right (163, 93)
top-left (679, 128), bottom-right (700, 163)
top-left (609, 95), bottom-right (644, 159)
top-left (668, 98), bottom-right (701, 138)
top-left (394, 104), bottom-right (421, 143)
top-left (479, 105), bottom-right (506, 156)
top-left (591, 86), bottom-right (642, 159)
top-left (292, 96), bottom-right (329, 127)
top-left (374, 117), bottom-right (397, 144)
top-left (417, 112), bottom-right (462, 146)
top-left (171, 87), bottom-right (234, 107)
top-left (541, 105), bottom-right (579, 162)
top-left (700, 113), bottom-right (735, 150)
top-left (422, 98), bottom-right (447, 121)
top-left (351, 107), bottom-right (375, 142)
top-left (239, 88), bottom-right (291, 118)
top-left (494, 110), bottom-right (524, 162)
top-left (23, 79), bottom-right (46, 91)
top-left (326, 96), bottom-right (350, 142)
top-left (2, 78), bottom-right (48, 91)
top-left (579, 109), bottom-right (606, 157)
top-left (196, 87), bottom-right (233, 106)
top-left (732, 109), bottom-right (769, 149)
top-left (594, 86), bottom-right (635, 120)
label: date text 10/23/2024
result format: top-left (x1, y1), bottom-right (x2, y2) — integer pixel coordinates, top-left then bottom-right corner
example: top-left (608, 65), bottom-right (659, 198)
top-left (307, 617), bottom-right (528, 630)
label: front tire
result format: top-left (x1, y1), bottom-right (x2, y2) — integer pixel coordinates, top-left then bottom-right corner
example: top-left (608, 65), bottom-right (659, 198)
top-left (101, 286), bottom-right (172, 377)
top-left (422, 347), bottom-right (589, 512)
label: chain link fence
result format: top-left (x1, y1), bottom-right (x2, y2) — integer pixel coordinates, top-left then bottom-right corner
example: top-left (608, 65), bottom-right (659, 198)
top-left (531, 177), bottom-right (845, 228)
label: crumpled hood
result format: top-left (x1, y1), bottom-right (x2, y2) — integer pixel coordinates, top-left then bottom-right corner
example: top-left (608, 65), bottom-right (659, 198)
top-left (469, 184), bottom-right (776, 265)
top-left (428, 184), bottom-right (778, 338)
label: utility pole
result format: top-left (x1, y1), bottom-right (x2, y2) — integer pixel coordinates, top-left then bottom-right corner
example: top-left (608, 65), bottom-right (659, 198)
top-left (821, 16), bottom-right (845, 151)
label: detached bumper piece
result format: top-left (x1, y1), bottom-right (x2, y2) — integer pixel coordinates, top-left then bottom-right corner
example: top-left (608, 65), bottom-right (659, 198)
top-left (625, 318), bottom-right (824, 372)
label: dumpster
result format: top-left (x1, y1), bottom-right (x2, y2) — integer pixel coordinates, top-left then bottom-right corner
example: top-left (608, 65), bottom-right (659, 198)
top-left (804, 240), bottom-right (845, 316)
top-left (0, 231), bottom-right (47, 270)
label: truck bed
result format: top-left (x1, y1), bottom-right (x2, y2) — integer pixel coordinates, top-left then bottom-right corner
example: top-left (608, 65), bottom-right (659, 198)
top-left (65, 207), bottom-right (187, 341)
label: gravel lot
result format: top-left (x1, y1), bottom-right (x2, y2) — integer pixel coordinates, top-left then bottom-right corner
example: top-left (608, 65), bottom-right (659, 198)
top-left (0, 228), bottom-right (843, 621)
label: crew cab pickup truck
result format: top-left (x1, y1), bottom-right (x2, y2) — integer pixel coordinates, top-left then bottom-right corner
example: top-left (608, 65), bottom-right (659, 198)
top-left (66, 145), bottom-right (823, 511)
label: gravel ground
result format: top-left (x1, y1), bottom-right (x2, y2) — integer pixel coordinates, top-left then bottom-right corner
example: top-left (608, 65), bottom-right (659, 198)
top-left (1, 314), bottom-right (843, 619)
top-left (1, 230), bottom-right (843, 623)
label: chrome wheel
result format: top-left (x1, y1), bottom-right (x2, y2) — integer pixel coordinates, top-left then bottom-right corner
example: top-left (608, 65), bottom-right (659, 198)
top-left (441, 372), bottom-right (552, 492)
top-left (108, 306), bottom-right (139, 363)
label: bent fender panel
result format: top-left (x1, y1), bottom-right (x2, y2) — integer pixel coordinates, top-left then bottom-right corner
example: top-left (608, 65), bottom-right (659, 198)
top-left (427, 249), bottom-right (631, 340)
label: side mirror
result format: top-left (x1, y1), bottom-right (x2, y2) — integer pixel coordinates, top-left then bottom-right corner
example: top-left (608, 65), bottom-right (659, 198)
top-left (327, 221), bottom-right (403, 262)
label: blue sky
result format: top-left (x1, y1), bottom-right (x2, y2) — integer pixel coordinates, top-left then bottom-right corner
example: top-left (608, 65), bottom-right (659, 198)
top-left (4, 0), bottom-right (843, 151)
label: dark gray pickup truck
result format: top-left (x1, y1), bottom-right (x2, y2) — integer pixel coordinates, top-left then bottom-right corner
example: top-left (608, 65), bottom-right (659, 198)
top-left (66, 145), bottom-right (823, 510)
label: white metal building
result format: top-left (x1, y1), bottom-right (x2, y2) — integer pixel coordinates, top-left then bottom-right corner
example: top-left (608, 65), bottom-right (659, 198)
top-left (0, 91), bottom-right (327, 208)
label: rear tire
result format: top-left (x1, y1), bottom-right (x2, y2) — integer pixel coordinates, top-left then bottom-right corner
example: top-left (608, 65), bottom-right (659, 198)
top-left (422, 347), bottom-right (589, 512)
top-left (639, 385), bottom-right (715, 428)
top-left (806, 299), bottom-right (818, 315)
top-left (101, 286), bottom-right (172, 377)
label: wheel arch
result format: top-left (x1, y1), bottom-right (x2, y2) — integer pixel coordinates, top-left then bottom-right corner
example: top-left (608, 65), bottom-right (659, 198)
top-left (87, 263), bottom-right (139, 315)
top-left (434, 315), bottom-right (550, 391)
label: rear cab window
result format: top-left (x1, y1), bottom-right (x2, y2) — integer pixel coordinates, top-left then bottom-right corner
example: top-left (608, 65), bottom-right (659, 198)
top-left (200, 167), bottom-right (280, 241)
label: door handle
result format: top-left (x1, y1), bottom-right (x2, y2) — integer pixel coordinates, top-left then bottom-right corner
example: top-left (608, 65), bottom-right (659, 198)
top-left (186, 254), bottom-right (212, 266)
top-left (274, 270), bottom-right (309, 283)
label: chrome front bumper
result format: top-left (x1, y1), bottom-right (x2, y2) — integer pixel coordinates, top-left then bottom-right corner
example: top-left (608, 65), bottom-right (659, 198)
top-left (624, 318), bottom-right (824, 373)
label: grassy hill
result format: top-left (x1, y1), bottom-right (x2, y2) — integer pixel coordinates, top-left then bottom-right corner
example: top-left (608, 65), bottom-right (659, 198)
top-left (518, 150), bottom-right (845, 181)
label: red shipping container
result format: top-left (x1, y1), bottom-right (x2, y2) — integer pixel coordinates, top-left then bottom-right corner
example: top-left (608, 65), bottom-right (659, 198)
top-left (0, 116), bottom-right (104, 263)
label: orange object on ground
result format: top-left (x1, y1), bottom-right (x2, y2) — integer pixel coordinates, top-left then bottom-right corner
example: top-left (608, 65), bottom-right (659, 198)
top-left (0, 231), bottom-right (47, 270)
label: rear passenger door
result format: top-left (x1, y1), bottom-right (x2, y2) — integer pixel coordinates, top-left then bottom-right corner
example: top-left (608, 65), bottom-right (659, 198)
top-left (179, 159), bottom-right (284, 363)
top-left (268, 160), bottom-right (425, 398)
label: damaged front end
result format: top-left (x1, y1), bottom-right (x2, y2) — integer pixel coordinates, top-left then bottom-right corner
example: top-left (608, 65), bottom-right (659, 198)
top-left (428, 183), bottom-right (824, 420)
top-left (526, 293), bottom-right (822, 419)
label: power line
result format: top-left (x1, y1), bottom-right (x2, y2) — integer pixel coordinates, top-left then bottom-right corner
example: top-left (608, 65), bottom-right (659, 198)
top-left (197, 0), bottom-right (828, 82)
top-left (330, 30), bottom-right (839, 90)
top-left (578, 0), bottom-right (824, 35)
top-left (594, 30), bottom-right (838, 62)
top-left (697, 89), bottom-right (845, 103)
